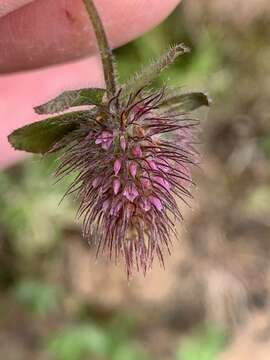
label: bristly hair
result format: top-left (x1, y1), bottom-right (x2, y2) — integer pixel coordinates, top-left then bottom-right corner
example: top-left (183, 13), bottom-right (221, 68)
top-left (52, 89), bottom-right (197, 276)
top-left (8, 0), bottom-right (210, 277)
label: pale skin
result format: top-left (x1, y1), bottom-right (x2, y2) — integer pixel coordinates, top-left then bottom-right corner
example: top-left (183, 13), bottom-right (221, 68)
top-left (0, 0), bottom-right (181, 167)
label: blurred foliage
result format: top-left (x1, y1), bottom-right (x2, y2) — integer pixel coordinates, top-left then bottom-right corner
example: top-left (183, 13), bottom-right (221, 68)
top-left (13, 279), bottom-right (60, 317)
top-left (245, 185), bottom-right (270, 215)
top-left (47, 324), bottom-right (110, 360)
top-left (47, 322), bottom-right (148, 360)
top-left (0, 157), bottom-right (74, 258)
top-left (177, 326), bottom-right (226, 360)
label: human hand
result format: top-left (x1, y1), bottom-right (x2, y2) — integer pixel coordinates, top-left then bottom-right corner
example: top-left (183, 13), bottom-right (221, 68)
top-left (0, 0), bottom-right (181, 168)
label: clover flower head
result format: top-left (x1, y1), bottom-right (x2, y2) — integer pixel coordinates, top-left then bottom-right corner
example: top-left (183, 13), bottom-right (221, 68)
top-left (52, 89), bottom-right (199, 276)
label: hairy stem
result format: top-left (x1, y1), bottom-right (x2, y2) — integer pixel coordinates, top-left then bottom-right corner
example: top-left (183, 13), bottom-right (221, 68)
top-left (83, 0), bottom-right (117, 98)
top-left (122, 44), bottom-right (190, 97)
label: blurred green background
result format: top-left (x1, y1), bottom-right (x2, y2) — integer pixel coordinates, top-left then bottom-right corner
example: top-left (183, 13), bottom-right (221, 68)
top-left (1, 1), bottom-right (270, 359)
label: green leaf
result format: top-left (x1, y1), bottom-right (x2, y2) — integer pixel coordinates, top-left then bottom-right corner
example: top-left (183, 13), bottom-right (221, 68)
top-left (34, 88), bottom-right (106, 114)
top-left (122, 44), bottom-right (190, 97)
top-left (8, 111), bottom-right (90, 154)
top-left (161, 91), bottom-right (211, 112)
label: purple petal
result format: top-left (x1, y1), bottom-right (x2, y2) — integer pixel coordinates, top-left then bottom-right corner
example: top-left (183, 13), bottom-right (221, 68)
top-left (141, 178), bottom-right (151, 190)
top-left (95, 138), bottom-right (102, 145)
top-left (102, 199), bottom-right (110, 211)
top-left (101, 131), bottom-right (113, 139)
top-left (158, 158), bottom-right (170, 173)
top-left (101, 138), bottom-right (113, 150)
top-left (149, 160), bottom-right (158, 170)
top-left (114, 159), bottom-right (122, 176)
top-left (113, 179), bottom-right (121, 195)
top-left (141, 198), bottom-right (151, 212)
top-left (123, 183), bottom-right (139, 202)
top-left (149, 196), bottom-right (163, 211)
top-left (96, 131), bottom-right (114, 150)
top-left (110, 200), bottom-right (122, 216)
top-left (92, 177), bottom-right (101, 188)
top-left (120, 135), bottom-right (126, 151)
top-left (154, 176), bottom-right (171, 191)
top-left (132, 145), bottom-right (142, 158)
top-left (130, 162), bottom-right (137, 178)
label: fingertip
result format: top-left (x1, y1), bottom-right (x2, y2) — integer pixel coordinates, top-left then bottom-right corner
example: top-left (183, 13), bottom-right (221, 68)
top-left (0, 0), bottom-right (181, 72)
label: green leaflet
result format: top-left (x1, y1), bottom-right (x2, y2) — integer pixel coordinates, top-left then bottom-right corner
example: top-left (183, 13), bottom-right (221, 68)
top-left (121, 44), bottom-right (190, 97)
top-left (160, 91), bottom-right (211, 112)
top-left (34, 88), bottom-right (106, 115)
top-left (8, 111), bottom-right (91, 154)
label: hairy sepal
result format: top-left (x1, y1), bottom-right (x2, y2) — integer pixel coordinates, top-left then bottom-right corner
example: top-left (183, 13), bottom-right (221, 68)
top-left (121, 44), bottom-right (190, 98)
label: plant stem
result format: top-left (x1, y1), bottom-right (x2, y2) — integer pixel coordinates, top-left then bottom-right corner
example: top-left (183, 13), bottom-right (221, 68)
top-left (83, 0), bottom-right (117, 98)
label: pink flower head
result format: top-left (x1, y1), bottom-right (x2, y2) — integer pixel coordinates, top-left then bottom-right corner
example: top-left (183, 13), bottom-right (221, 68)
top-left (54, 90), bottom-right (196, 276)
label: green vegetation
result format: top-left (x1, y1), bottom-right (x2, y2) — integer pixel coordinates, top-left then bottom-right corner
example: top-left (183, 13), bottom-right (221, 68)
top-left (177, 326), bottom-right (226, 360)
top-left (47, 323), bottom-right (148, 360)
top-left (13, 279), bottom-right (60, 317)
